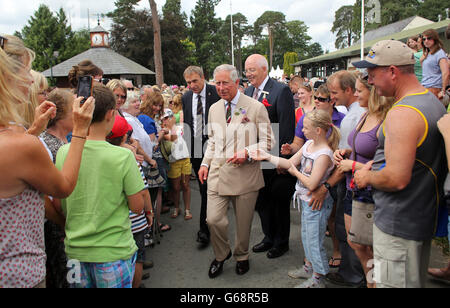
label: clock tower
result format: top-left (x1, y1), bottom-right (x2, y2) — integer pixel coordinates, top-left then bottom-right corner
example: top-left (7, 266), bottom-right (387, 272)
top-left (90, 23), bottom-right (110, 48)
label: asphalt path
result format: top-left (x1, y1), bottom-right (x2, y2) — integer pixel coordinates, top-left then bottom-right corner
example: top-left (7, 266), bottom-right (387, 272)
top-left (142, 180), bottom-right (450, 289)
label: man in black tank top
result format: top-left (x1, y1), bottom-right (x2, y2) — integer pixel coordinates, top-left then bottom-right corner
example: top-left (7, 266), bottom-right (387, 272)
top-left (353, 40), bottom-right (447, 288)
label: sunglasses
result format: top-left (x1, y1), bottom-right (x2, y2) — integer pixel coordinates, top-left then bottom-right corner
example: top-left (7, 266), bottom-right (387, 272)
top-left (314, 96), bottom-right (330, 103)
top-left (423, 37), bottom-right (433, 41)
top-left (115, 94), bottom-right (127, 100)
top-left (0, 36), bottom-right (7, 49)
top-left (127, 87), bottom-right (134, 91)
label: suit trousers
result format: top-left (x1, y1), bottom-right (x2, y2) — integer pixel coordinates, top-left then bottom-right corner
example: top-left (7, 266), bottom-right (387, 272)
top-left (207, 190), bottom-right (259, 262)
top-left (256, 169), bottom-right (296, 248)
top-left (191, 157), bottom-right (209, 236)
top-left (335, 181), bottom-right (365, 284)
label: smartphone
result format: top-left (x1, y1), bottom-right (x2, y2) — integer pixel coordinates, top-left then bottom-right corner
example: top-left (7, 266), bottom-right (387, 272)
top-left (76, 76), bottom-right (93, 104)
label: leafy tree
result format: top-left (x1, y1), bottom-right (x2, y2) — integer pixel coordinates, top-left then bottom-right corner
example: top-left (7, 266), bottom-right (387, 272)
top-left (17, 5), bottom-right (89, 72)
top-left (253, 11), bottom-right (286, 69)
top-left (283, 52), bottom-right (298, 76)
top-left (161, 0), bottom-right (192, 85)
top-left (331, 5), bottom-right (359, 49)
top-left (189, 0), bottom-right (224, 79)
top-left (418, 0), bottom-right (450, 22)
top-left (306, 42), bottom-right (324, 59)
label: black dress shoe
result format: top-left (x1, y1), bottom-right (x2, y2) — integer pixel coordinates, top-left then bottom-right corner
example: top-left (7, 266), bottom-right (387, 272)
top-left (252, 242), bottom-right (273, 253)
top-left (197, 231), bottom-right (210, 245)
top-left (325, 273), bottom-right (367, 288)
top-left (208, 251), bottom-right (232, 279)
top-left (235, 260), bottom-right (250, 275)
top-left (266, 246), bottom-right (289, 259)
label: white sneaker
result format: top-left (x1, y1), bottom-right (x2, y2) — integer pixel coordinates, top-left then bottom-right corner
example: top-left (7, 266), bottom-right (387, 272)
top-left (288, 267), bottom-right (313, 279)
top-left (294, 277), bottom-right (326, 288)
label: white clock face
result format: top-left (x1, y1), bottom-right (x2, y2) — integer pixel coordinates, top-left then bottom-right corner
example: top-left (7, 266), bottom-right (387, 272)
top-left (103, 35), bottom-right (109, 46)
top-left (92, 34), bottom-right (103, 46)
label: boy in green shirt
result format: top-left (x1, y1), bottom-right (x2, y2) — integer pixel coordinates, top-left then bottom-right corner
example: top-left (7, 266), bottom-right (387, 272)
top-left (56, 84), bottom-right (145, 288)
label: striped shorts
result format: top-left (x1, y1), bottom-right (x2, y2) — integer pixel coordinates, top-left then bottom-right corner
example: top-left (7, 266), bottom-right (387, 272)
top-left (70, 253), bottom-right (137, 288)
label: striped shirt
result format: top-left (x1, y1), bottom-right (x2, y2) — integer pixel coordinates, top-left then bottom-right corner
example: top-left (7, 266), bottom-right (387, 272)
top-left (129, 164), bottom-right (149, 234)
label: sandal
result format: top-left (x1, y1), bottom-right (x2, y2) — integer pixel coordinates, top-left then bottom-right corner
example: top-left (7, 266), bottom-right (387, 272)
top-left (171, 208), bottom-right (180, 218)
top-left (159, 223), bottom-right (171, 232)
top-left (329, 257), bottom-right (342, 268)
top-left (184, 210), bottom-right (193, 220)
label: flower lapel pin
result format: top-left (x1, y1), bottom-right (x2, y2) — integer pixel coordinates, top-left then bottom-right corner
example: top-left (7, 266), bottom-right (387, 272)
top-left (234, 108), bottom-right (250, 123)
top-left (260, 91), bottom-right (271, 107)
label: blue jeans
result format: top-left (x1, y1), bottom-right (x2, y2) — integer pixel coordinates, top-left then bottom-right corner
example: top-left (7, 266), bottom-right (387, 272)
top-left (301, 196), bottom-right (334, 275)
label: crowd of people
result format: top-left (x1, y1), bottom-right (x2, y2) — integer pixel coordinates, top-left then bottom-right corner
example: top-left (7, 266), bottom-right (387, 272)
top-left (0, 24), bottom-right (449, 289)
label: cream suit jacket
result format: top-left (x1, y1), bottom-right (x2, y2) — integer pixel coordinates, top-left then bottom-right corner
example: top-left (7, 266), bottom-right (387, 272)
top-left (202, 93), bottom-right (275, 196)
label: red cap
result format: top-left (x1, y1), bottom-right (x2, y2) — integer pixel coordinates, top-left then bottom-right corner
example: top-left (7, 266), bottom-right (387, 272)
top-left (108, 115), bottom-right (132, 139)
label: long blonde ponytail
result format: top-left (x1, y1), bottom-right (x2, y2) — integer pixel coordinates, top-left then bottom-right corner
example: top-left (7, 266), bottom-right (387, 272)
top-left (305, 109), bottom-right (341, 151)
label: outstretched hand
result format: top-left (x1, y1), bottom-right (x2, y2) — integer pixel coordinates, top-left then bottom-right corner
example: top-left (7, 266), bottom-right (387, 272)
top-left (249, 149), bottom-right (270, 161)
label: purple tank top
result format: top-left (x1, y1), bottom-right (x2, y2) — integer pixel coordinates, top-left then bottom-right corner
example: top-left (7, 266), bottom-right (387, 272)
top-left (346, 116), bottom-right (382, 191)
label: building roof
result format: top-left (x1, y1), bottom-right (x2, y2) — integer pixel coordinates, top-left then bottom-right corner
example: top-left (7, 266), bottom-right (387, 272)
top-left (42, 47), bottom-right (155, 77)
top-left (90, 25), bottom-right (108, 33)
top-left (294, 18), bottom-right (449, 66)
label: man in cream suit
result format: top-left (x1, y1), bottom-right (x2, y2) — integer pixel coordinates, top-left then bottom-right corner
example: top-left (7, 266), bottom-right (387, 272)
top-left (198, 64), bottom-right (275, 278)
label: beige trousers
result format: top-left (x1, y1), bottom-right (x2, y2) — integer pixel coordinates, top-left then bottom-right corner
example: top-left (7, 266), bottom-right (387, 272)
top-left (373, 225), bottom-right (431, 288)
top-left (206, 190), bottom-right (259, 262)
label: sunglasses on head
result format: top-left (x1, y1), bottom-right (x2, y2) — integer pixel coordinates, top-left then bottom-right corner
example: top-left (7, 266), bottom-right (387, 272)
top-left (314, 96), bottom-right (330, 103)
top-left (0, 36), bottom-right (7, 50)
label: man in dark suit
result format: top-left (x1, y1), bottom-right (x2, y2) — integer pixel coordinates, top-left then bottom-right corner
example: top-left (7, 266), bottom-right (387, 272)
top-left (244, 54), bottom-right (296, 259)
top-left (182, 66), bottom-right (221, 248)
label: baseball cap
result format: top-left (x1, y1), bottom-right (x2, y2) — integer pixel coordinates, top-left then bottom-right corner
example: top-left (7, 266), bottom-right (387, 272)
top-left (108, 115), bottom-right (132, 139)
top-left (352, 40), bottom-right (415, 69)
top-left (161, 108), bottom-right (174, 119)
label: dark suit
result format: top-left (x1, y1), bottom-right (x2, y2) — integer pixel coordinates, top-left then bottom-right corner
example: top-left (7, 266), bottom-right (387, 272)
top-left (245, 78), bottom-right (296, 250)
top-left (182, 83), bottom-right (220, 237)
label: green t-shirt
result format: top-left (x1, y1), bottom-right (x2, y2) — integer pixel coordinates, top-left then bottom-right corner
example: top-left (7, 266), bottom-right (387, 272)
top-left (56, 140), bottom-right (145, 263)
top-left (414, 50), bottom-right (423, 83)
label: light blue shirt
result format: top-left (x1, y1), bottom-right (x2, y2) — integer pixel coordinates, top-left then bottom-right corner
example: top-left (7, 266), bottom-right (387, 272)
top-left (421, 49), bottom-right (447, 88)
top-left (339, 102), bottom-right (366, 149)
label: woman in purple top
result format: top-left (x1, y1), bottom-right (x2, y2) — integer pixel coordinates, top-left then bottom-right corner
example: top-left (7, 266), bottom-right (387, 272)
top-left (281, 84), bottom-right (346, 156)
top-left (334, 72), bottom-right (394, 288)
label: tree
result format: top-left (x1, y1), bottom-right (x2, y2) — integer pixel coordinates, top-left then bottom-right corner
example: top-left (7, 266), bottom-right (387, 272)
top-left (161, 0), bottom-right (192, 85)
top-left (306, 42), bottom-right (324, 59)
top-left (331, 5), bottom-right (359, 50)
top-left (254, 11), bottom-right (286, 70)
top-left (283, 52), bottom-right (298, 76)
top-left (189, 0), bottom-right (224, 79)
top-left (418, 0), bottom-right (450, 22)
top-left (17, 5), bottom-right (89, 73)
top-left (219, 13), bottom-right (251, 75)
top-left (149, 0), bottom-right (164, 87)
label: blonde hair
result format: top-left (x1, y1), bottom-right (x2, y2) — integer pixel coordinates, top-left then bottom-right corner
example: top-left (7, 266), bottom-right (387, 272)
top-left (0, 34), bottom-right (35, 127)
top-left (170, 94), bottom-right (183, 114)
top-left (305, 109), bottom-right (341, 151)
top-left (357, 75), bottom-right (394, 121)
top-left (140, 92), bottom-right (164, 119)
top-left (22, 70), bottom-right (49, 128)
top-left (106, 79), bottom-right (127, 95)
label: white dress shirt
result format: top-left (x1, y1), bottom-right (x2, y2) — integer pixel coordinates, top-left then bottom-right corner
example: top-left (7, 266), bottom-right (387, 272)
top-left (192, 83), bottom-right (207, 137)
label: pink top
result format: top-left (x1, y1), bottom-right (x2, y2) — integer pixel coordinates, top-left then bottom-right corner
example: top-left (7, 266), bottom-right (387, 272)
top-left (0, 188), bottom-right (46, 288)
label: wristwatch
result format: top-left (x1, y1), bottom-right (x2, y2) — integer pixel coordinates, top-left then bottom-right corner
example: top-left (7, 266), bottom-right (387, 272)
top-left (323, 182), bottom-right (332, 191)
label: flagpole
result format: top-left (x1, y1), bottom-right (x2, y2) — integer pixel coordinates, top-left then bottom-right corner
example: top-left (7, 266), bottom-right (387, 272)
top-left (361, 0), bottom-right (365, 60)
top-left (230, 0), bottom-right (235, 67)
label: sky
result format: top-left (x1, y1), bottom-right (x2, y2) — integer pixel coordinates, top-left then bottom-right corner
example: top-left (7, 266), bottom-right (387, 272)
top-left (1, 0), bottom-right (356, 53)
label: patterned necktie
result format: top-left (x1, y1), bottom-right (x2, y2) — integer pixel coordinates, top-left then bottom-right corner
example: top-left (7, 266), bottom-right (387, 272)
top-left (253, 88), bottom-right (260, 100)
top-left (226, 102), bottom-right (232, 124)
top-left (196, 94), bottom-right (203, 137)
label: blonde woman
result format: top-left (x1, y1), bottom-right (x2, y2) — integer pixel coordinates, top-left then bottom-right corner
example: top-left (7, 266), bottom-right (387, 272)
top-left (169, 93), bottom-right (184, 125)
top-left (21, 70), bottom-right (49, 128)
top-left (334, 71), bottom-right (394, 288)
top-left (0, 34), bottom-right (94, 288)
